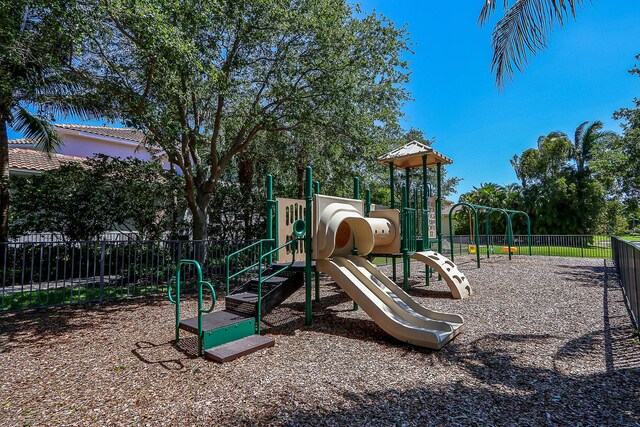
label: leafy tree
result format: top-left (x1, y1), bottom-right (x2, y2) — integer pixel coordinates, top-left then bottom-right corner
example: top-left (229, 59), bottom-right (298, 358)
top-left (0, 0), bottom-right (97, 244)
top-left (10, 156), bottom-right (183, 241)
top-left (479, 0), bottom-right (585, 87)
top-left (508, 124), bottom-right (610, 234)
top-left (613, 54), bottom-right (640, 218)
top-left (76, 0), bottom-right (410, 240)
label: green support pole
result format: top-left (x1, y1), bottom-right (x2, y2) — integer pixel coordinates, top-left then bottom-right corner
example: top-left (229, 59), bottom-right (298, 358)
top-left (405, 169), bottom-right (411, 287)
top-left (507, 215), bottom-right (513, 260)
top-left (313, 180), bottom-right (321, 301)
top-left (304, 166), bottom-right (313, 326)
top-left (389, 162), bottom-right (397, 282)
top-left (353, 176), bottom-right (360, 311)
top-left (485, 210), bottom-right (491, 259)
top-left (436, 163), bottom-right (442, 255)
top-left (422, 155), bottom-right (430, 287)
top-left (474, 210), bottom-right (481, 268)
top-left (365, 189), bottom-right (371, 217)
top-left (401, 185), bottom-right (410, 291)
top-left (266, 174), bottom-right (274, 265)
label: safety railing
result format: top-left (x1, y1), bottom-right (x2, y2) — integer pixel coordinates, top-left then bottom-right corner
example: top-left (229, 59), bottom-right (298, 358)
top-left (225, 239), bottom-right (275, 295)
top-left (168, 259), bottom-right (216, 356)
top-left (255, 237), bottom-right (302, 334)
top-left (401, 207), bottom-right (417, 254)
top-left (611, 237), bottom-right (639, 329)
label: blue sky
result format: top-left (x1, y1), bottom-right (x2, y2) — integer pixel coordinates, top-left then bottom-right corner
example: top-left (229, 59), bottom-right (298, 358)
top-left (9, 1), bottom-right (640, 201)
top-left (358, 0), bottom-right (640, 199)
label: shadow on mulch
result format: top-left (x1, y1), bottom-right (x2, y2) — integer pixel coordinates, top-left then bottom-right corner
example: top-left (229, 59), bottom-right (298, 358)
top-left (0, 295), bottom-right (166, 352)
top-left (556, 261), bottom-right (608, 286)
top-left (131, 337), bottom-right (199, 371)
top-left (230, 332), bottom-right (640, 426)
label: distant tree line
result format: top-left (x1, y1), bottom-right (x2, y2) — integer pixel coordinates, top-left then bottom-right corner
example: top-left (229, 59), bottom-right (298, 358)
top-left (456, 58), bottom-right (640, 236)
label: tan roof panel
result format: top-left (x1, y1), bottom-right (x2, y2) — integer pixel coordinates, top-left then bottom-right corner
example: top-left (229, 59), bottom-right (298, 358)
top-left (9, 148), bottom-right (84, 172)
top-left (377, 140), bottom-right (453, 168)
top-left (55, 124), bottom-right (145, 143)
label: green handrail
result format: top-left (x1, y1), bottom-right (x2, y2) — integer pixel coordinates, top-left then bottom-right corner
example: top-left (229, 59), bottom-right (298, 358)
top-left (225, 239), bottom-right (275, 295)
top-left (255, 237), bottom-right (302, 334)
top-left (167, 259), bottom-right (216, 356)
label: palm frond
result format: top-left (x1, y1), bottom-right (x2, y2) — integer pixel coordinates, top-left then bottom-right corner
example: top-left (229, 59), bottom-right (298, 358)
top-left (9, 106), bottom-right (63, 153)
top-left (482, 0), bottom-right (584, 88)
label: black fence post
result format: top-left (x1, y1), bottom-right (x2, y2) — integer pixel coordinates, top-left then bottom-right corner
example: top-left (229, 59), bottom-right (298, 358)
top-left (99, 241), bottom-right (106, 305)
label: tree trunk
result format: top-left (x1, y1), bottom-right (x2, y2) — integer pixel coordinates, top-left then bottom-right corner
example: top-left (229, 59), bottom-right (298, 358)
top-left (191, 204), bottom-right (208, 241)
top-left (0, 117), bottom-right (9, 244)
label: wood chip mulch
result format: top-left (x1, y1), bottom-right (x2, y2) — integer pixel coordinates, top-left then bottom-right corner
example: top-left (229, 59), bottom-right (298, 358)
top-left (1, 255), bottom-right (639, 426)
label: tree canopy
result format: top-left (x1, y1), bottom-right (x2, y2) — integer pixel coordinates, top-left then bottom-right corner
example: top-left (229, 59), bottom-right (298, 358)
top-left (76, 0), bottom-right (411, 240)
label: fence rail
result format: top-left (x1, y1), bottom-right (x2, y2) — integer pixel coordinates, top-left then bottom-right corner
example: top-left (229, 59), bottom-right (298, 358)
top-left (0, 239), bottom-right (258, 314)
top-left (0, 234), bottom-right (619, 314)
top-left (611, 237), bottom-right (640, 329)
top-left (442, 234), bottom-right (612, 259)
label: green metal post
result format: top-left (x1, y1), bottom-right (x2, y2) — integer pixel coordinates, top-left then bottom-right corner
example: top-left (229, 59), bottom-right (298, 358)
top-left (365, 189), bottom-right (371, 217)
top-left (304, 166), bottom-right (313, 326)
top-left (485, 210), bottom-right (491, 259)
top-left (422, 155), bottom-right (430, 286)
top-left (266, 174), bottom-right (274, 265)
top-left (405, 169), bottom-right (411, 287)
top-left (436, 163), bottom-right (442, 255)
top-left (314, 180), bottom-right (321, 300)
top-left (474, 209), bottom-right (481, 268)
top-left (389, 162), bottom-right (397, 282)
top-left (353, 176), bottom-right (360, 310)
top-left (401, 185), bottom-right (410, 291)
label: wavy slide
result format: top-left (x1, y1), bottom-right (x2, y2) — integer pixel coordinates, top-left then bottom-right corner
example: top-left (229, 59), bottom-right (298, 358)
top-left (316, 256), bottom-right (463, 350)
top-left (410, 251), bottom-right (472, 299)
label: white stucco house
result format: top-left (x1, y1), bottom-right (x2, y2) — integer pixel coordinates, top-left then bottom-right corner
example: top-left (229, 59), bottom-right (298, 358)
top-left (8, 124), bottom-right (164, 175)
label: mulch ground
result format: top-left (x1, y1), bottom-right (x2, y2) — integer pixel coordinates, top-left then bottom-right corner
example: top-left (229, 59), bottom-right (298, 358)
top-left (1, 255), bottom-right (639, 426)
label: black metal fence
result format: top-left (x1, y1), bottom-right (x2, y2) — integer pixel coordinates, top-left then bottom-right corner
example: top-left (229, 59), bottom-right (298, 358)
top-left (442, 234), bottom-right (612, 259)
top-left (0, 239), bottom-right (258, 313)
top-left (611, 237), bottom-right (640, 329)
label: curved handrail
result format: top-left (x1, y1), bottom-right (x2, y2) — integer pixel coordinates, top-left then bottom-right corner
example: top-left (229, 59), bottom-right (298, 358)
top-left (169, 258), bottom-right (215, 357)
top-left (167, 276), bottom-right (177, 304)
top-left (198, 280), bottom-right (216, 314)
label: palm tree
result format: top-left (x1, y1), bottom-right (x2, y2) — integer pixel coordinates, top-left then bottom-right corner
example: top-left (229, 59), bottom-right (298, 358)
top-left (571, 121), bottom-right (616, 175)
top-left (1, 1), bottom-right (98, 243)
top-left (479, 0), bottom-right (585, 88)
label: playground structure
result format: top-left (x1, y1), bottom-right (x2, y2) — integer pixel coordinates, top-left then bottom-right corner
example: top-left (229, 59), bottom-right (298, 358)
top-left (168, 141), bottom-right (478, 362)
top-left (447, 203), bottom-right (532, 268)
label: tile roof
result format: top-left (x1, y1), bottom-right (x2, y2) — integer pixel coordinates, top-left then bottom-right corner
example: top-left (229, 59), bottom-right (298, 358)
top-left (8, 138), bottom-right (37, 146)
top-left (378, 140), bottom-right (453, 168)
top-left (9, 148), bottom-right (84, 172)
top-left (55, 124), bottom-right (145, 143)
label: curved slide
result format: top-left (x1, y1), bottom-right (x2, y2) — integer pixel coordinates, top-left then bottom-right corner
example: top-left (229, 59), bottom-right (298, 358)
top-left (410, 251), bottom-right (472, 299)
top-left (317, 256), bottom-right (463, 349)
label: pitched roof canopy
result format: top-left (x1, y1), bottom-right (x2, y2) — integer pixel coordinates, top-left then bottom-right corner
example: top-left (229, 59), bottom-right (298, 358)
top-left (55, 124), bottom-right (145, 143)
top-left (9, 148), bottom-right (84, 172)
top-left (377, 140), bottom-right (453, 169)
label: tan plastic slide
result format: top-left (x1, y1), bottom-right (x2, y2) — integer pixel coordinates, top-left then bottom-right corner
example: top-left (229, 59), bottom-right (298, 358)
top-left (410, 251), bottom-right (472, 299)
top-left (317, 255), bottom-right (463, 349)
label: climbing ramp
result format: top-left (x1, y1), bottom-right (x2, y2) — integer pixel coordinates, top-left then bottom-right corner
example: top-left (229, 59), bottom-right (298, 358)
top-left (410, 251), bottom-right (472, 299)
